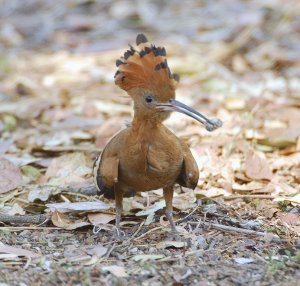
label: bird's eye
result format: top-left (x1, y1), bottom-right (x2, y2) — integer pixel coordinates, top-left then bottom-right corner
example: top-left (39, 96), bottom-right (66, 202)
top-left (145, 95), bottom-right (153, 103)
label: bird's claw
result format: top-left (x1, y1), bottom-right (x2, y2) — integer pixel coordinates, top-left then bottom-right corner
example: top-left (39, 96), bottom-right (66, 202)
top-left (112, 226), bottom-right (127, 241)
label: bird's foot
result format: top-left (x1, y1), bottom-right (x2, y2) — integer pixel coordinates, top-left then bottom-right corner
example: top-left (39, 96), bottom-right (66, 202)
top-left (112, 226), bottom-right (127, 241)
top-left (167, 229), bottom-right (183, 241)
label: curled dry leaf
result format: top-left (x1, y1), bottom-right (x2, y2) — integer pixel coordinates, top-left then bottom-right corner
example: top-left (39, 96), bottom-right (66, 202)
top-left (232, 181), bottom-right (265, 191)
top-left (245, 150), bottom-right (272, 180)
top-left (0, 157), bottom-right (23, 194)
top-left (195, 187), bottom-right (232, 198)
top-left (51, 211), bottom-right (90, 230)
top-left (88, 213), bottom-right (115, 226)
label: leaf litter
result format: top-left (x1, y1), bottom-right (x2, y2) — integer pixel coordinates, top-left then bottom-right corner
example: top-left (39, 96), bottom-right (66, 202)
top-left (0, 0), bottom-right (299, 285)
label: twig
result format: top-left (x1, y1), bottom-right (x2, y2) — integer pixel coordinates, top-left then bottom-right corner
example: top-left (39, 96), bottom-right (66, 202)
top-left (0, 214), bottom-right (48, 225)
top-left (31, 146), bottom-right (101, 153)
top-left (176, 206), bottom-right (199, 224)
top-left (127, 220), bottom-right (145, 242)
top-left (0, 226), bottom-right (61, 231)
top-left (189, 221), bottom-right (281, 242)
top-left (98, 243), bottom-right (117, 263)
top-left (134, 226), bottom-right (163, 240)
top-left (224, 195), bottom-right (275, 200)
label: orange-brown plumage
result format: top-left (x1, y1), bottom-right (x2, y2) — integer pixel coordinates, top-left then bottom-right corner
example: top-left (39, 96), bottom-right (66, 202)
top-left (93, 34), bottom-right (222, 238)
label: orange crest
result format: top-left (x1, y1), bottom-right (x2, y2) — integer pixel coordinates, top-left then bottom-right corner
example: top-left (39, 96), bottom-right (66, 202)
top-left (114, 34), bottom-right (179, 101)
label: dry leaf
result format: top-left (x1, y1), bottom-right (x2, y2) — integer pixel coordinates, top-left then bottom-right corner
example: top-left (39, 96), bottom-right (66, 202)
top-left (156, 241), bottom-right (187, 249)
top-left (278, 213), bottom-right (299, 226)
top-left (132, 254), bottom-right (164, 262)
top-left (6, 203), bottom-right (25, 216)
top-left (45, 152), bottom-right (92, 185)
top-left (234, 257), bottom-right (254, 264)
top-left (85, 245), bottom-right (108, 258)
top-left (0, 244), bottom-right (41, 259)
top-left (51, 211), bottom-right (90, 230)
top-left (195, 187), bottom-right (232, 198)
top-left (0, 157), bottom-right (23, 194)
top-left (47, 201), bottom-right (111, 213)
top-left (88, 213), bottom-right (115, 226)
top-left (122, 198), bottom-right (145, 215)
top-left (28, 185), bottom-right (61, 202)
top-left (173, 192), bottom-right (197, 210)
top-left (102, 265), bottom-right (128, 278)
top-left (274, 194), bottom-right (300, 205)
top-left (245, 150), bottom-right (272, 180)
top-left (135, 200), bottom-right (165, 226)
top-left (232, 181), bottom-right (265, 191)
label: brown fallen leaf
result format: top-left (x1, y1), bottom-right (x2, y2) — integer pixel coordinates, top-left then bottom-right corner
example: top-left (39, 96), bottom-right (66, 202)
top-left (173, 192), bottom-right (197, 210)
top-left (245, 150), bottom-right (272, 181)
top-left (0, 157), bottom-right (23, 194)
top-left (278, 213), bottom-right (299, 226)
top-left (88, 213), bottom-right (115, 226)
top-left (44, 152), bottom-right (92, 185)
top-left (85, 245), bottom-right (108, 258)
top-left (0, 244), bottom-right (41, 259)
top-left (51, 211), bottom-right (90, 230)
top-left (64, 244), bottom-right (108, 262)
top-left (195, 187), bottom-right (232, 198)
top-left (232, 181), bottom-right (265, 192)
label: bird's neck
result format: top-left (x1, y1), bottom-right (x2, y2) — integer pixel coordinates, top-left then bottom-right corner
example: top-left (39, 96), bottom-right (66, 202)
top-left (131, 113), bottom-right (163, 132)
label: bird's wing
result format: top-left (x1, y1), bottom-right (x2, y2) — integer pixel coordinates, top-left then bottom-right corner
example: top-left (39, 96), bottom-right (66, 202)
top-left (93, 152), bottom-right (119, 199)
top-left (93, 129), bottom-right (127, 199)
top-left (176, 141), bottom-right (199, 189)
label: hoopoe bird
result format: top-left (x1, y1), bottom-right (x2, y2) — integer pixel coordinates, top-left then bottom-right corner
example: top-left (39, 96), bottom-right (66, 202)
top-left (93, 34), bottom-right (222, 238)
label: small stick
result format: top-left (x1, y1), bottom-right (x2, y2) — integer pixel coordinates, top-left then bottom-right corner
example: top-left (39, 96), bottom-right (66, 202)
top-left (189, 221), bottom-right (281, 242)
top-left (127, 220), bottom-right (145, 241)
top-left (224, 195), bottom-right (275, 200)
top-left (134, 226), bottom-right (163, 240)
top-left (31, 146), bottom-right (101, 153)
top-left (176, 206), bottom-right (199, 224)
top-left (0, 226), bottom-right (61, 231)
top-left (0, 214), bottom-right (48, 225)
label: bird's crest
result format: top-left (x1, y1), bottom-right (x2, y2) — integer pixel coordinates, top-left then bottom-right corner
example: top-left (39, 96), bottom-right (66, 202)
top-left (114, 34), bottom-right (179, 100)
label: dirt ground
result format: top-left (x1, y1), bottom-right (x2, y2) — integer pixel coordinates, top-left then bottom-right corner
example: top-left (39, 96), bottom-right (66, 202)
top-left (0, 1), bottom-right (299, 285)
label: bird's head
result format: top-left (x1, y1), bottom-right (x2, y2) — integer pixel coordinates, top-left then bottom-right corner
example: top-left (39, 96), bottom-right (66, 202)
top-left (114, 34), bottom-right (222, 131)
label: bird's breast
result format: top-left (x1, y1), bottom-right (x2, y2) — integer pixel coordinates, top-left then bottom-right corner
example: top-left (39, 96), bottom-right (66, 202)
top-left (119, 131), bottom-right (183, 192)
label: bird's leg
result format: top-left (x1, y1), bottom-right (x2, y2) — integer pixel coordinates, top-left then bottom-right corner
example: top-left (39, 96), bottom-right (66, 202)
top-left (163, 186), bottom-right (177, 233)
top-left (113, 185), bottom-right (126, 240)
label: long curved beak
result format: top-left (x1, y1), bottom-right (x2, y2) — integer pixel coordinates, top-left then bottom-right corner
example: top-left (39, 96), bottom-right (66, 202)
top-left (157, 99), bottom-right (222, 132)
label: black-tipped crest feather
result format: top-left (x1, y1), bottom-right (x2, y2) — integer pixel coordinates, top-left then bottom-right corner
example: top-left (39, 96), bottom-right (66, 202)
top-left (115, 34), bottom-right (179, 95)
top-left (136, 33), bottom-right (148, 45)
